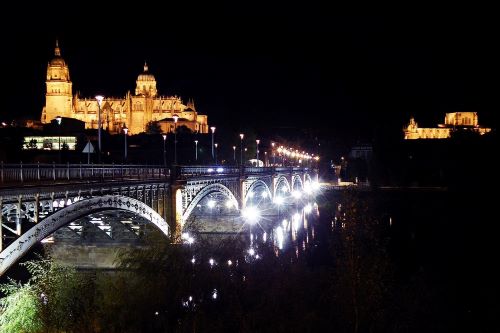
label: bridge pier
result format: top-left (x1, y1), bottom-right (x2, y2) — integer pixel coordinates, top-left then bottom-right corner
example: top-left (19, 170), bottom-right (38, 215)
top-left (170, 182), bottom-right (185, 242)
top-left (239, 177), bottom-right (247, 209)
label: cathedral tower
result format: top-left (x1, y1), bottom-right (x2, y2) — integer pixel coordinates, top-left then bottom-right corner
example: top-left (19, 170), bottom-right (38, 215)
top-left (41, 40), bottom-right (73, 123)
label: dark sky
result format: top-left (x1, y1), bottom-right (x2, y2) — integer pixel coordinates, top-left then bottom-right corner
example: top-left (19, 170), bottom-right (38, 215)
top-left (4, 4), bottom-right (498, 141)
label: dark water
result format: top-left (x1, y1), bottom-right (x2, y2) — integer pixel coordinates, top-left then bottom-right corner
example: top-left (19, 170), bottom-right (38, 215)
top-left (2, 187), bottom-right (498, 331)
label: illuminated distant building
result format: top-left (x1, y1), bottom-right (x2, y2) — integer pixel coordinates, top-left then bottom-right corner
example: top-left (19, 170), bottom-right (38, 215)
top-left (404, 112), bottom-right (491, 139)
top-left (40, 41), bottom-right (209, 135)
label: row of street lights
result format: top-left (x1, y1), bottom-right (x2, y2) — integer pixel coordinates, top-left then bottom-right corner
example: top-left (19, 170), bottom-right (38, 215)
top-left (92, 96), bottom-right (316, 166)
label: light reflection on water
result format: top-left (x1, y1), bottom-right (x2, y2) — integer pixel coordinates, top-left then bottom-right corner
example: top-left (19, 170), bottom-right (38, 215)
top-left (188, 198), bottom-right (321, 263)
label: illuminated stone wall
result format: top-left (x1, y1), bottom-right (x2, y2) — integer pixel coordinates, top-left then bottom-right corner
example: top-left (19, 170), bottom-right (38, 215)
top-left (41, 42), bottom-right (209, 135)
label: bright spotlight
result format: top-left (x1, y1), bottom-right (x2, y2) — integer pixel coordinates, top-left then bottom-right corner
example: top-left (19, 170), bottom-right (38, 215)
top-left (304, 204), bottom-right (312, 214)
top-left (292, 190), bottom-right (302, 199)
top-left (225, 200), bottom-right (234, 208)
top-left (207, 200), bottom-right (216, 208)
top-left (216, 167), bottom-right (224, 173)
top-left (312, 181), bottom-right (320, 191)
top-left (273, 196), bottom-right (284, 205)
top-left (247, 191), bottom-right (254, 198)
top-left (187, 237), bottom-right (195, 244)
top-left (261, 191), bottom-right (268, 198)
top-left (181, 232), bottom-right (190, 240)
top-left (248, 248), bottom-right (255, 256)
top-left (242, 206), bottom-right (260, 224)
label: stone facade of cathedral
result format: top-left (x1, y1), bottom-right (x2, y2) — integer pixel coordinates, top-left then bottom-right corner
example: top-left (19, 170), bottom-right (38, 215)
top-left (404, 112), bottom-right (491, 139)
top-left (40, 41), bottom-right (209, 135)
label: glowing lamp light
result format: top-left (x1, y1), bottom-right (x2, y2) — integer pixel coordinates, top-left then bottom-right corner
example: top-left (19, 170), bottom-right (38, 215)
top-left (304, 204), bottom-right (313, 214)
top-left (292, 190), bottom-right (302, 199)
top-left (216, 167), bottom-right (224, 173)
top-left (207, 200), bottom-right (216, 208)
top-left (312, 181), bottom-right (320, 191)
top-left (95, 95), bottom-right (104, 106)
top-left (212, 289), bottom-right (218, 300)
top-left (225, 200), bottom-right (234, 208)
top-left (273, 196), bottom-right (284, 205)
top-left (248, 248), bottom-right (255, 256)
top-left (261, 191), bottom-right (268, 198)
top-left (242, 206), bottom-right (260, 224)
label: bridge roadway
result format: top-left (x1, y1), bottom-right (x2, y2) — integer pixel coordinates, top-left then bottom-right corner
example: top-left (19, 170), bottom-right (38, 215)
top-left (0, 163), bottom-right (315, 276)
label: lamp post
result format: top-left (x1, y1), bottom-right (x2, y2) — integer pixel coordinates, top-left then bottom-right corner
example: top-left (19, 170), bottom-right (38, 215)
top-left (194, 140), bottom-right (198, 162)
top-left (271, 142), bottom-right (275, 166)
top-left (233, 146), bottom-right (236, 163)
top-left (211, 126), bottom-right (216, 163)
top-left (239, 133), bottom-right (244, 166)
top-left (162, 134), bottom-right (167, 167)
top-left (95, 95), bottom-right (104, 163)
top-left (214, 143), bottom-right (218, 164)
top-left (173, 115), bottom-right (179, 164)
top-left (256, 139), bottom-right (260, 167)
top-left (55, 116), bottom-right (62, 163)
top-left (123, 126), bottom-right (128, 162)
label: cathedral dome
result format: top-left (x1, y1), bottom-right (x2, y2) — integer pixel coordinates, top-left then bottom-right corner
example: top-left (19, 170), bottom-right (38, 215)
top-left (49, 40), bottom-right (66, 67)
top-left (50, 56), bottom-right (66, 67)
top-left (137, 63), bottom-right (156, 81)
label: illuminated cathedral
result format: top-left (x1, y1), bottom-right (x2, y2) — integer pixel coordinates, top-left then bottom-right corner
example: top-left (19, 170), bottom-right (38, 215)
top-left (40, 41), bottom-right (209, 135)
top-left (404, 112), bottom-right (491, 139)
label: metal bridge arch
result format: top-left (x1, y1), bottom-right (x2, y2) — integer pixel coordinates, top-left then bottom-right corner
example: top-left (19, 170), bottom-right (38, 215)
top-left (304, 173), bottom-right (312, 184)
top-left (0, 195), bottom-right (168, 277)
top-left (182, 183), bottom-right (239, 223)
top-left (292, 174), bottom-right (304, 190)
top-left (245, 179), bottom-right (273, 204)
top-left (275, 176), bottom-right (291, 195)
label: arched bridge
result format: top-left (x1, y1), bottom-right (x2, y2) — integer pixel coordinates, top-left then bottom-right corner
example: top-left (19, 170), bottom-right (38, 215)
top-left (0, 163), bottom-right (316, 276)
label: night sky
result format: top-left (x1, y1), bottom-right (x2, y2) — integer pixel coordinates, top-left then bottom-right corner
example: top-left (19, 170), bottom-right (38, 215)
top-left (4, 5), bottom-right (498, 142)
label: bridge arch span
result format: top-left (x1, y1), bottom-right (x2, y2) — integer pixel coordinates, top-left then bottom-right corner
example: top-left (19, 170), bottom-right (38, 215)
top-left (292, 174), bottom-right (304, 190)
top-left (275, 176), bottom-right (291, 196)
top-left (304, 173), bottom-right (312, 184)
top-left (245, 179), bottom-right (273, 204)
top-left (182, 183), bottom-right (239, 223)
top-left (0, 195), bottom-right (168, 277)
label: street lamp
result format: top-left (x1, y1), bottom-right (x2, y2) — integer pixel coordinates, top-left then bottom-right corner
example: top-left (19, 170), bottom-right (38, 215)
top-left (256, 139), bottom-right (260, 167)
top-left (194, 140), bottom-right (198, 162)
top-left (95, 95), bottom-right (104, 163)
top-left (239, 133), bottom-right (244, 166)
top-left (214, 143), bottom-right (218, 164)
top-left (211, 126), bottom-right (216, 163)
top-left (233, 146), bottom-right (236, 163)
top-left (173, 115), bottom-right (179, 164)
top-left (55, 116), bottom-right (62, 163)
top-left (271, 142), bottom-right (276, 165)
top-left (123, 126), bottom-right (128, 162)
top-left (162, 134), bottom-right (167, 166)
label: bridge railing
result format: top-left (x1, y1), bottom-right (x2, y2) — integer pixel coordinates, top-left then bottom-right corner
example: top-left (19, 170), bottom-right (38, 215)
top-left (177, 165), bottom-right (310, 178)
top-left (0, 162), bottom-right (169, 185)
top-left (178, 166), bottom-right (240, 178)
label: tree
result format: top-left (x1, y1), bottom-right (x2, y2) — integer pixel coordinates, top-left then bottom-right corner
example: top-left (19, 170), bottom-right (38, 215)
top-left (25, 138), bottom-right (37, 150)
top-left (0, 280), bottom-right (42, 333)
top-left (145, 121), bottom-right (161, 134)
